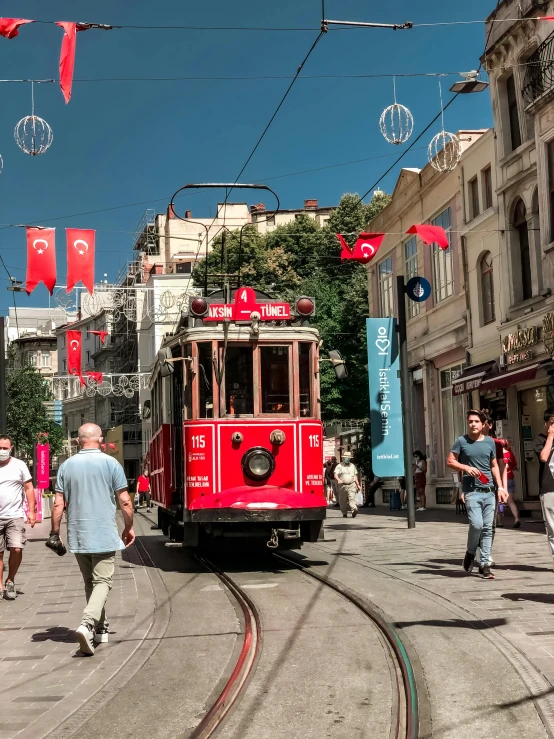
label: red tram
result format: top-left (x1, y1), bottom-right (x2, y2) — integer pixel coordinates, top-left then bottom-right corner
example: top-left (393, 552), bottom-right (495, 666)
top-left (148, 286), bottom-right (327, 549)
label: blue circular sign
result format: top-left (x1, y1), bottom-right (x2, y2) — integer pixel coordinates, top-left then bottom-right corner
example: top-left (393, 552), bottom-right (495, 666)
top-left (406, 276), bottom-right (431, 303)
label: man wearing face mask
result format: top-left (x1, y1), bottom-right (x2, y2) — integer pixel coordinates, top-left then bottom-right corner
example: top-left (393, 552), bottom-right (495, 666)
top-left (0, 435), bottom-right (35, 600)
top-left (334, 453), bottom-right (361, 518)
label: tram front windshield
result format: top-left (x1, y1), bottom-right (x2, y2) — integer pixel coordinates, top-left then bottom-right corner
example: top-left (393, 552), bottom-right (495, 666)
top-left (225, 347), bottom-right (254, 415)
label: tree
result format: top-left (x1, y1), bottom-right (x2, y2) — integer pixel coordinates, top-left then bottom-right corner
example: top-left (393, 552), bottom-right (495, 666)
top-left (192, 191), bottom-right (392, 420)
top-left (6, 365), bottom-right (64, 459)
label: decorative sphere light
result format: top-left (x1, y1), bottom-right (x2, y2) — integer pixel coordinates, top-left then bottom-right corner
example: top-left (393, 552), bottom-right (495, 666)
top-left (428, 130), bottom-right (461, 173)
top-left (379, 103), bottom-right (414, 145)
top-left (14, 115), bottom-right (53, 156)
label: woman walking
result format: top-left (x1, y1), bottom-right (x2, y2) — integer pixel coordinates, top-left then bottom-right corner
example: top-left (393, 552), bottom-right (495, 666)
top-left (414, 451), bottom-right (427, 511)
top-left (502, 440), bottom-right (521, 528)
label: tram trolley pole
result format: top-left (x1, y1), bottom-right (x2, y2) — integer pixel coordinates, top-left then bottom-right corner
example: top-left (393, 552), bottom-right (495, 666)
top-left (396, 276), bottom-right (415, 530)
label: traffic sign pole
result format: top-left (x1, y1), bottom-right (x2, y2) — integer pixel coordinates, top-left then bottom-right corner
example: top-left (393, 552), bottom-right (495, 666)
top-left (396, 276), bottom-right (416, 530)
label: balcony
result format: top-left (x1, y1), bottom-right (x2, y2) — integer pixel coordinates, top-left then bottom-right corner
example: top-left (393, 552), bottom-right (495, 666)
top-left (523, 31), bottom-right (554, 105)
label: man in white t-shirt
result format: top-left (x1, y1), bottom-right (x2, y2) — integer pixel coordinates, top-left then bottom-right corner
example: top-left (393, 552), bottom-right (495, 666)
top-left (334, 454), bottom-right (361, 518)
top-left (0, 435), bottom-right (35, 600)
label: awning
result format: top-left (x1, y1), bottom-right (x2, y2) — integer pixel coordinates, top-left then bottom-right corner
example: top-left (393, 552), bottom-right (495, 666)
top-left (452, 360), bottom-right (498, 396)
top-left (480, 363), bottom-right (539, 390)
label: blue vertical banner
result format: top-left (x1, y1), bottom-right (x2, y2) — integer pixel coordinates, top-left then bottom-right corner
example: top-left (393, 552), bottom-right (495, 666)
top-left (366, 317), bottom-right (405, 478)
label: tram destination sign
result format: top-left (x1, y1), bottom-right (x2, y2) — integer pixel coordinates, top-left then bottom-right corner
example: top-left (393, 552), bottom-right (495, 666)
top-left (204, 287), bottom-right (291, 322)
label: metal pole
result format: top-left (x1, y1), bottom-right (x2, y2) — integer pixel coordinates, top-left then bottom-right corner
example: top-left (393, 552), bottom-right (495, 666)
top-left (0, 317), bottom-right (7, 433)
top-left (396, 276), bottom-right (415, 529)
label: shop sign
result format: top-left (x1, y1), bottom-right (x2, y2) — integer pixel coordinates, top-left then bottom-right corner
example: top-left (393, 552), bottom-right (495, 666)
top-left (507, 350), bottom-right (533, 365)
top-left (366, 318), bottom-right (404, 478)
top-left (502, 327), bottom-right (538, 354)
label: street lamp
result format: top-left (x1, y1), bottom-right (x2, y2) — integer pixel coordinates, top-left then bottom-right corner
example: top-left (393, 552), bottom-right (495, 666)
top-left (450, 71), bottom-right (489, 94)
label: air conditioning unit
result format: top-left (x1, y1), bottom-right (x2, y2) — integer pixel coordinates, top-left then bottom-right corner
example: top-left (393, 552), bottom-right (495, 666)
top-left (499, 354), bottom-right (508, 368)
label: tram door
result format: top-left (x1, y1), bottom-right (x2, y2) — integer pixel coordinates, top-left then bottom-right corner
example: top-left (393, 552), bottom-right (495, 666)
top-left (171, 352), bottom-right (185, 504)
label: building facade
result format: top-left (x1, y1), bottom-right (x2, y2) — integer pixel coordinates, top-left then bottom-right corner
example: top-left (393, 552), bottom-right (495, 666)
top-left (367, 129), bottom-right (500, 506)
top-left (464, 0), bottom-right (554, 507)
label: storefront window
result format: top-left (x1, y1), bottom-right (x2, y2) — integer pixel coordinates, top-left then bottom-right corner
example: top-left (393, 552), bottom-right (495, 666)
top-left (440, 364), bottom-right (466, 461)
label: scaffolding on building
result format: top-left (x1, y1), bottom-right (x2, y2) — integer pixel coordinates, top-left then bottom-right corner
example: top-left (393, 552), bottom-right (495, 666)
top-left (133, 209), bottom-right (159, 255)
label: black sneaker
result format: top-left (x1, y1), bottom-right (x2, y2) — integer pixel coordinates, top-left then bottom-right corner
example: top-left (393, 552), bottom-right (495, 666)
top-left (479, 564), bottom-right (494, 579)
top-left (342, 514), bottom-right (347, 518)
top-left (463, 551), bottom-right (475, 573)
top-left (513, 521), bottom-right (521, 529)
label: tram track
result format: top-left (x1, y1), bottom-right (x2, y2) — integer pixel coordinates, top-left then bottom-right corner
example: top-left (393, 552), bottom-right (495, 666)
top-left (191, 547), bottom-right (418, 739)
top-left (190, 555), bottom-right (262, 739)
top-left (273, 551), bottom-right (419, 739)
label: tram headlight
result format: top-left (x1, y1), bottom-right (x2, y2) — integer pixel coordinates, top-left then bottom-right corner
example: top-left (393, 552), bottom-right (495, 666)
top-left (242, 447), bottom-right (275, 481)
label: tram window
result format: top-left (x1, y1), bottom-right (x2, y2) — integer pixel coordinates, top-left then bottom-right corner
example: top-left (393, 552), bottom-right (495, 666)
top-left (198, 343), bottom-right (213, 418)
top-left (225, 347), bottom-right (254, 416)
top-left (299, 344), bottom-right (312, 417)
top-left (261, 346), bottom-right (290, 414)
top-left (183, 343), bottom-right (192, 420)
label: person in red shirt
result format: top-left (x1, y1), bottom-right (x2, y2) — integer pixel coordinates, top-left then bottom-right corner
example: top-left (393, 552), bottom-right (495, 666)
top-left (502, 440), bottom-right (521, 528)
top-left (135, 470), bottom-right (151, 513)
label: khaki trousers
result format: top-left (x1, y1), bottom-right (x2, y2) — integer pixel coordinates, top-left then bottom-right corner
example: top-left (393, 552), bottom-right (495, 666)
top-left (75, 552), bottom-right (115, 629)
top-left (339, 482), bottom-right (358, 514)
top-left (541, 493), bottom-right (554, 562)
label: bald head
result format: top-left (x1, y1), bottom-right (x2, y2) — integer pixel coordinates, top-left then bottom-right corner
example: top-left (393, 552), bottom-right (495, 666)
top-left (78, 423), bottom-right (103, 449)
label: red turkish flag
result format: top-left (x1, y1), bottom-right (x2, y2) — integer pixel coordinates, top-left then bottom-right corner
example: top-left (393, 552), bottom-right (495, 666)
top-left (406, 224), bottom-right (449, 250)
top-left (66, 330), bottom-right (82, 377)
top-left (87, 330), bottom-right (108, 344)
top-left (26, 227), bottom-right (57, 295)
top-left (66, 228), bottom-right (95, 293)
top-left (85, 371), bottom-right (103, 384)
top-left (337, 233), bottom-right (385, 264)
top-left (0, 18), bottom-right (33, 39)
top-left (56, 22), bottom-right (78, 104)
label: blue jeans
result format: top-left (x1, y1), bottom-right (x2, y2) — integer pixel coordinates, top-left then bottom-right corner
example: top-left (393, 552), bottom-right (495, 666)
top-left (465, 491), bottom-right (496, 565)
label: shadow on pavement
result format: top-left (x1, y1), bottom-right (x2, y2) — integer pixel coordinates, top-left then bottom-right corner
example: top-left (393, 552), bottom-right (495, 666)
top-left (32, 626), bottom-right (75, 643)
top-left (502, 592), bottom-right (554, 604)
top-left (412, 569), bottom-right (471, 578)
top-left (429, 558), bottom-right (552, 573)
top-left (394, 617), bottom-right (507, 630)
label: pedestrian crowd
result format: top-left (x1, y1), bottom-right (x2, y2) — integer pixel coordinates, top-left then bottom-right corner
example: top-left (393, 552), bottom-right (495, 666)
top-left (0, 424), bottom-right (136, 657)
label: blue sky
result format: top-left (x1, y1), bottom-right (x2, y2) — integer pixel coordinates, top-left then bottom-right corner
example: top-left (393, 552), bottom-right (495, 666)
top-left (0, 0), bottom-right (494, 313)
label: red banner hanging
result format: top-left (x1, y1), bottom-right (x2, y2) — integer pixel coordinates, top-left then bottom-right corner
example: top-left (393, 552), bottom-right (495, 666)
top-left (336, 233), bottom-right (385, 264)
top-left (36, 443), bottom-right (50, 488)
top-left (406, 224), bottom-right (449, 250)
top-left (56, 22), bottom-right (77, 104)
top-left (26, 227), bottom-right (57, 294)
top-left (0, 18), bottom-right (33, 39)
top-left (66, 330), bottom-right (82, 378)
top-left (66, 228), bottom-right (95, 294)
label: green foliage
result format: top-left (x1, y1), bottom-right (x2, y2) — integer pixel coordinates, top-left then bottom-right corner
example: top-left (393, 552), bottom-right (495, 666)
top-left (6, 365), bottom-right (64, 459)
top-left (353, 422), bottom-right (373, 480)
top-left (193, 191), bottom-right (391, 420)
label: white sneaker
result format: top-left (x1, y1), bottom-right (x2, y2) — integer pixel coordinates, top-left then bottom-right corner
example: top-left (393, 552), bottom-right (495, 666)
top-left (75, 624), bottom-right (95, 655)
top-left (94, 625), bottom-right (109, 644)
top-left (417, 507), bottom-right (425, 511)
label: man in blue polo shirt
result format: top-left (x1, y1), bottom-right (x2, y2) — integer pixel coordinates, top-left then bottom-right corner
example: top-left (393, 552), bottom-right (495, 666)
top-left (52, 423), bottom-right (134, 656)
top-left (447, 409), bottom-right (508, 580)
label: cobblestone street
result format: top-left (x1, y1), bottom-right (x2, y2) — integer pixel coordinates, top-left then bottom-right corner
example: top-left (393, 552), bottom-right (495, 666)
top-left (0, 518), bottom-right (153, 739)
